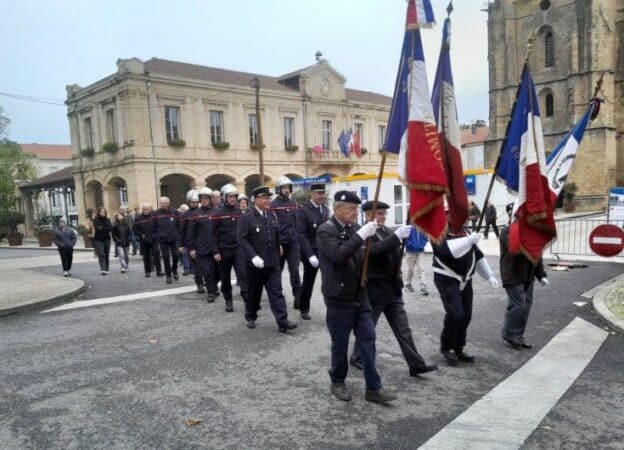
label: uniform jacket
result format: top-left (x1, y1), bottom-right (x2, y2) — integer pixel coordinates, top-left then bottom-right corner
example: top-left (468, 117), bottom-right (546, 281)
top-left (54, 226), bottom-right (77, 248)
top-left (499, 226), bottom-right (546, 287)
top-left (112, 220), bottom-right (132, 246)
top-left (432, 231), bottom-right (484, 288)
top-left (92, 217), bottom-right (112, 242)
top-left (211, 203), bottom-right (242, 253)
top-left (178, 207), bottom-right (197, 248)
top-left (186, 206), bottom-right (214, 256)
top-left (317, 217), bottom-right (365, 305)
top-left (237, 207), bottom-right (281, 268)
top-left (270, 195), bottom-right (299, 246)
top-left (133, 213), bottom-right (157, 244)
top-left (297, 200), bottom-right (329, 259)
top-left (367, 227), bottom-right (404, 294)
top-left (153, 208), bottom-right (180, 243)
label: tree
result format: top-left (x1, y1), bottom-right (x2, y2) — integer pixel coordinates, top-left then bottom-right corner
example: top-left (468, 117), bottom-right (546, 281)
top-left (0, 139), bottom-right (37, 212)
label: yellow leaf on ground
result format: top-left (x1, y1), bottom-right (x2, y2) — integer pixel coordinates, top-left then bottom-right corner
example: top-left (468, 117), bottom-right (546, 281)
top-left (184, 418), bottom-right (203, 426)
top-left (147, 339), bottom-right (158, 344)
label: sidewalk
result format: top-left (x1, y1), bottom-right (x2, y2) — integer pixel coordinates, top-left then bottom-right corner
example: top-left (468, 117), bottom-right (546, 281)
top-left (592, 274), bottom-right (624, 334)
top-left (0, 236), bottom-right (93, 251)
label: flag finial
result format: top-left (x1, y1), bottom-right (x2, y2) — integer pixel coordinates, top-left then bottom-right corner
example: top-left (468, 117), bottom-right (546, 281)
top-left (525, 30), bottom-right (537, 61)
top-left (446, 1), bottom-right (453, 17)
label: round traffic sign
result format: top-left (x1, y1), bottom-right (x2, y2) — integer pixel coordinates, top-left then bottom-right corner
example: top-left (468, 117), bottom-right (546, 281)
top-left (589, 224), bottom-right (624, 257)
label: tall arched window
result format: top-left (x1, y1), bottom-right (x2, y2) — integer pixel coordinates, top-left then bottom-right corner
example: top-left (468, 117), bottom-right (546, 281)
top-left (544, 31), bottom-right (554, 68)
top-left (545, 92), bottom-right (554, 117)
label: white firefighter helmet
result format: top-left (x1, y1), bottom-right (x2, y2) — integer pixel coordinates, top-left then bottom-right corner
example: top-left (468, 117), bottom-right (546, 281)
top-left (220, 183), bottom-right (239, 197)
top-left (237, 194), bottom-right (249, 202)
top-left (275, 176), bottom-right (293, 188)
top-left (197, 187), bottom-right (212, 197)
top-left (186, 189), bottom-right (199, 202)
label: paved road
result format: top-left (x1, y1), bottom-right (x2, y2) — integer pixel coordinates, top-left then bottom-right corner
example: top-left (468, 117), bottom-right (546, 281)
top-left (1, 252), bottom-right (623, 449)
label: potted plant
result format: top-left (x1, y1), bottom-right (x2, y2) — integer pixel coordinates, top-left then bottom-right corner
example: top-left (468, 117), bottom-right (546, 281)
top-left (250, 143), bottom-right (266, 151)
top-left (285, 145), bottom-right (299, 152)
top-left (168, 138), bottom-right (186, 149)
top-left (102, 141), bottom-right (119, 154)
top-left (0, 211), bottom-right (25, 246)
top-left (77, 224), bottom-right (93, 248)
top-left (80, 147), bottom-right (95, 157)
top-left (563, 182), bottom-right (577, 212)
top-left (212, 141), bottom-right (230, 150)
top-left (34, 214), bottom-right (55, 247)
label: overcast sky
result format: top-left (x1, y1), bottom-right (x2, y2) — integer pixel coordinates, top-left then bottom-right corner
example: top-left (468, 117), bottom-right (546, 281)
top-left (1, 0), bottom-right (489, 145)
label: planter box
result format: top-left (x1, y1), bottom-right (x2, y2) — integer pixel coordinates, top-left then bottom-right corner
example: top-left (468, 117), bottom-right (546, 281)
top-left (7, 232), bottom-right (23, 246)
top-left (37, 230), bottom-right (55, 247)
top-left (82, 235), bottom-right (94, 249)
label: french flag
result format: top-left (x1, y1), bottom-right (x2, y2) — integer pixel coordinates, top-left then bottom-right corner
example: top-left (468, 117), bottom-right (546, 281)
top-left (496, 63), bottom-right (556, 263)
top-left (384, 0), bottom-right (447, 242)
top-left (349, 128), bottom-right (362, 158)
top-left (431, 16), bottom-right (469, 232)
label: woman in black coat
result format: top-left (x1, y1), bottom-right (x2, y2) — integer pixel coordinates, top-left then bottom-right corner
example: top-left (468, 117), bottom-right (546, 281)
top-left (53, 218), bottom-right (77, 277)
top-left (93, 207), bottom-right (113, 275)
top-left (112, 212), bottom-right (132, 273)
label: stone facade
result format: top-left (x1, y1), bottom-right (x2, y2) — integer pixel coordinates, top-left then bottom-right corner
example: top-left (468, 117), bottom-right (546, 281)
top-left (66, 57), bottom-right (391, 222)
top-left (486, 0), bottom-right (624, 209)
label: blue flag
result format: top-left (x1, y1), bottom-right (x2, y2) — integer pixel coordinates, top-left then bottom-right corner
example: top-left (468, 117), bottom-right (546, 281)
top-left (337, 128), bottom-right (352, 157)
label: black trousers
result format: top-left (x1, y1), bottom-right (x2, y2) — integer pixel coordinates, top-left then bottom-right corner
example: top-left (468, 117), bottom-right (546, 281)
top-left (218, 247), bottom-right (247, 301)
top-left (245, 264), bottom-right (288, 328)
top-left (279, 241), bottom-right (301, 302)
top-left (159, 241), bottom-right (178, 277)
top-left (434, 275), bottom-right (473, 352)
top-left (58, 247), bottom-right (73, 271)
top-left (140, 242), bottom-right (162, 274)
top-left (325, 295), bottom-right (382, 391)
top-left (196, 254), bottom-right (216, 294)
top-left (93, 239), bottom-right (110, 272)
top-left (352, 281), bottom-right (427, 371)
top-left (502, 282), bottom-right (534, 341)
top-left (299, 250), bottom-right (319, 314)
top-left (484, 220), bottom-right (499, 238)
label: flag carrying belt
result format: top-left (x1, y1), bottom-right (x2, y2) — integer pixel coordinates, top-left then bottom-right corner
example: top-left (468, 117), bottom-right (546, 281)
top-left (433, 254), bottom-right (476, 292)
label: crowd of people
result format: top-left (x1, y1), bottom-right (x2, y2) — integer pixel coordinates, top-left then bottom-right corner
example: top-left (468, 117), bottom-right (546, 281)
top-left (51, 178), bottom-right (548, 405)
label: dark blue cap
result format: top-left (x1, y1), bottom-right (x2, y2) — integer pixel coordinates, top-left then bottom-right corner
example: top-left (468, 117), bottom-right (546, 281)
top-left (333, 190), bottom-right (361, 205)
top-left (362, 200), bottom-right (390, 212)
top-left (252, 186), bottom-right (272, 198)
top-left (310, 183), bottom-right (326, 192)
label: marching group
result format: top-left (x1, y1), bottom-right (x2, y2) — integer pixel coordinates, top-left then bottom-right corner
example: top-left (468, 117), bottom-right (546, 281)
top-left (51, 176), bottom-right (548, 405)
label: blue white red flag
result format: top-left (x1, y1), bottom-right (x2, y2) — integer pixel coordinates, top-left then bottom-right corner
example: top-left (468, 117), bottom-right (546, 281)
top-left (337, 129), bottom-right (352, 157)
top-left (496, 62), bottom-right (556, 263)
top-left (431, 16), bottom-right (468, 231)
top-left (384, 0), bottom-right (446, 242)
top-left (349, 128), bottom-right (362, 158)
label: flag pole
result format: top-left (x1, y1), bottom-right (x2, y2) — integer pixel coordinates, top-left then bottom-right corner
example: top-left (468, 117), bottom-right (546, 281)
top-left (476, 32), bottom-right (536, 232)
top-left (439, 4), bottom-right (454, 227)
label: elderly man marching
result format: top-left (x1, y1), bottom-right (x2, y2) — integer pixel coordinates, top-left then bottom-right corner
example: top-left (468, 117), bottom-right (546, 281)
top-left (153, 196), bottom-right (180, 284)
top-left (432, 204), bottom-right (499, 366)
top-left (133, 203), bottom-right (163, 277)
top-left (317, 191), bottom-right (397, 404)
top-left (296, 183), bottom-right (330, 320)
top-left (187, 187), bottom-right (218, 302)
top-left (237, 186), bottom-right (297, 333)
top-left (350, 201), bottom-right (437, 377)
top-left (211, 183), bottom-right (247, 312)
top-left (179, 190), bottom-right (204, 293)
top-left (270, 176), bottom-right (302, 309)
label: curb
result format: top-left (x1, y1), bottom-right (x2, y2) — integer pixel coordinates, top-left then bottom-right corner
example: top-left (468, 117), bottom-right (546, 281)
top-left (592, 277), bottom-right (624, 335)
top-left (0, 246), bottom-right (94, 253)
top-left (0, 281), bottom-right (87, 316)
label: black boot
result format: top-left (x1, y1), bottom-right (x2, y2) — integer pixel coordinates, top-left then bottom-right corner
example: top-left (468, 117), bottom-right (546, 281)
top-left (196, 283), bottom-right (205, 294)
top-left (225, 298), bottom-right (234, 312)
top-left (206, 293), bottom-right (215, 303)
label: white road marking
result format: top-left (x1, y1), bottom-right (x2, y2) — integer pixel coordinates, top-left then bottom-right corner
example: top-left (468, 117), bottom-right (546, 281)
top-left (419, 317), bottom-right (608, 450)
top-left (41, 285), bottom-right (197, 313)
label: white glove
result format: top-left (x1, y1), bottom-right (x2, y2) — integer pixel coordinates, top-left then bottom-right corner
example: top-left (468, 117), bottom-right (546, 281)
top-left (539, 278), bottom-right (549, 287)
top-left (251, 256), bottom-right (264, 269)
top-left (356, 221), bottom-right (378, 240)
top-left (489, 276), bottom-right (500, 289)
top-left (394, 225), bottom-right (412, 240)
top-left (468, 232), bottom-right (481, 245)
top-left (308, 255), bottom-right (319, 268)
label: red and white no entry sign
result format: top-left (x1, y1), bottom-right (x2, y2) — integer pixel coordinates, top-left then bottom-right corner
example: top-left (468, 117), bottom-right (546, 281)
top-left (589, 224), bottom-right (624, 257)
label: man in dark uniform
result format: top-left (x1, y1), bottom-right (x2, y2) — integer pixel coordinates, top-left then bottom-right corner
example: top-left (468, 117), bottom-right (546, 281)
top-left (350, 201), bottom-right (437, 376)
top-left (432, 206), bottom-right (499, 365)
top-left (271, 176), bottom-right (302, 309)
top-left (179, 190), bottom-right (204, 292)
top-left (153, 196), bottom-right (180, 284)
top-left (237, 186), bottom-right (297, 333)
top-left (317, 191), bottom-right (397, 404)
top-left (296, 183), bottom-right (329, 320)
top-left (188, 187), bottom-right (217, 302)
top-left (133, 202), bottom-right (163, 277)
top-left (211, 183), bottom-right (247, 312)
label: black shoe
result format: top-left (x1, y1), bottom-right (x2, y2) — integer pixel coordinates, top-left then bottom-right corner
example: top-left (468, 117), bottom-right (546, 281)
top-left (349, 357), bottom-right (364, 371)
top-left (182, 270), bottom-right (189, 276)
top-left (196, 285), bottom-right (205, 294)
top-left (145, 272), bottom-right (151, 278)
top-left (173, 272), bottom-right (179, 280)
top-left (166, 277), bottom-right (173, 284)
top-left (225, 299), bottom-right (234, 312)
top-left (246, 320), bottom-right (256, 329)
top-left (156, 272), bottom-right (165, 277)
top-left (520, 338), bottom-right (533, 349)
top-left (278, 320), bottom-right (298, 333)
top-left (365, 389), bottom-right (398, 404)
top-left (410, 364), bottom-right (438, 376)
top-left (455, 349), bottom-right (475, 363)
top-left (206, 294), bottom-right (215, 303)
top-left (441, 350), bottom-right (459, 366)
top-left (330, 382), bottom-right (352, 401)
top-left (300, 312), bottom-right (311, 320)
top-left (504, 338), bottom-right (522, 350)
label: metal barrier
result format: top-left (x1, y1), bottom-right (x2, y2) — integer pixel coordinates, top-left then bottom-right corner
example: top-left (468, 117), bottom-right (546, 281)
top-left (550, 218), bottom-right (624, 259)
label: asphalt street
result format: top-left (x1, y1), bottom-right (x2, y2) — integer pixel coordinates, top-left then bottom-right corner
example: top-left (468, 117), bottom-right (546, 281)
top-left (1, 251), bottom-right (623, 449)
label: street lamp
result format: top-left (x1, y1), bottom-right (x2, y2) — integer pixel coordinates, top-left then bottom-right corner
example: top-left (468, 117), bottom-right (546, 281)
top-left (250, 76), bottom-right (265, 186)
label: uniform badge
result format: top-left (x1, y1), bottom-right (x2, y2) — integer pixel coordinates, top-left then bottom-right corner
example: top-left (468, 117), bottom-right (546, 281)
top-left (256, 227), bottom-right (260, 233)
top-left (170, 217), bottom-right (174, 222)
top-left (313, 223), bottom-right (317, 228)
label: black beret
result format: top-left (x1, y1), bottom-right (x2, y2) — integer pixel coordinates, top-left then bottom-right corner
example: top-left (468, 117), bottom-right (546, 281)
top-left (333, 190), bottom-right (361, 205)
top-left (252, 186), bottom-right (272, 198)
top-left (361, 200), bottom-right (390, 212)
top-left (310, 183), bottom-right (326, 192)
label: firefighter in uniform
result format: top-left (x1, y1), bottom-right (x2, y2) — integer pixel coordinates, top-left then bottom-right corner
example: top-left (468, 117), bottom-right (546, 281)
top-left (133, 203), bottom-right (163, 277)
top-left (153, 196), bottom-right (180, 284)
top-left (238, 194), bottom-right (249, 213)
top-left (317, 191), bottom-right (397, 404)
top-left (296, 182), bottom-right (329, 320)
top-left (188, 187), bottom-right (217, 302)
top-left (211, 183), bottom-right (247, 312)
top-left (237, 186), bottom-right (297, 333)
top-left (350, 201), bottom-right (437, 376)
top-left (270, 176), bottom-right (302, 309)
top-left (179, 190), bottom-right (204, 293)
top-left (432, 205), bottom-right (499, 365)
